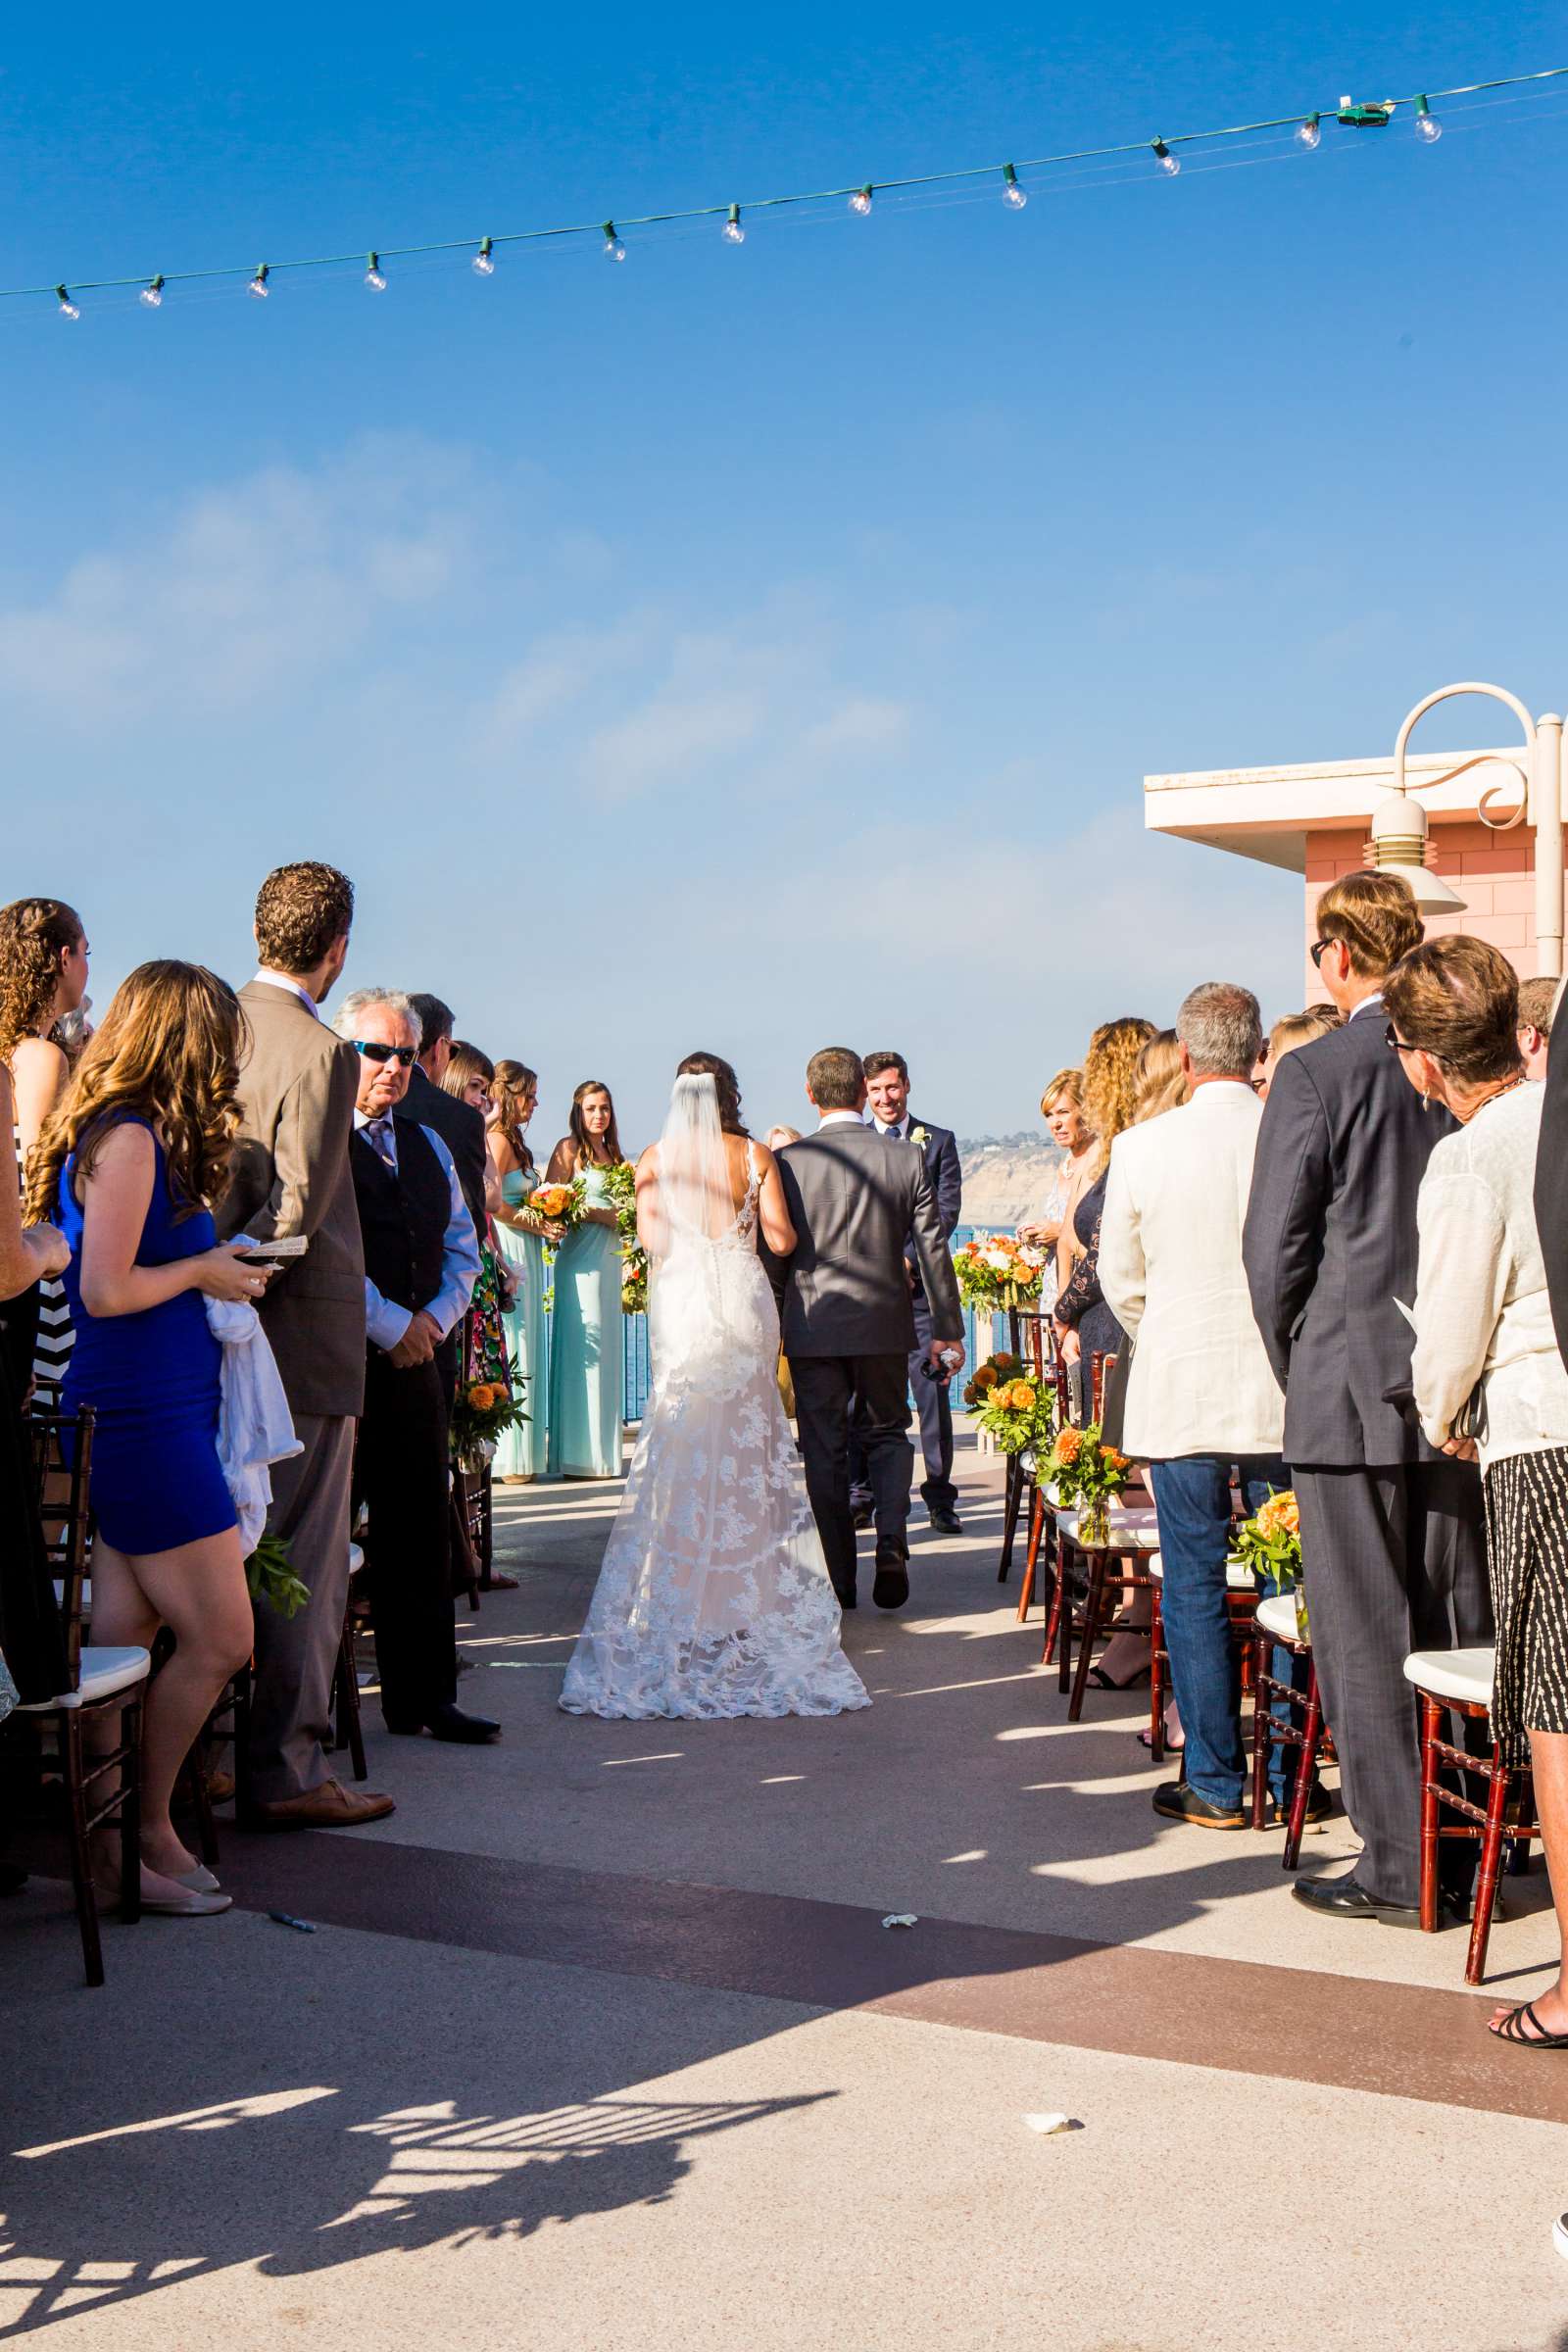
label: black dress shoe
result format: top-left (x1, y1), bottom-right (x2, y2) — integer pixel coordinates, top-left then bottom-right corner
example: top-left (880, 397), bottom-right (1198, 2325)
top-left (1290, 1871), bottom-right (1423, 1926)
top-left (927, 1506), bottom-right (963, 1537)
top-left (385, 1702), bottom-right (502, 1743)
top-left (872, 1543), bottom-right (910, 1610)
top-left (851, 1505), bottom-right (874, 1531)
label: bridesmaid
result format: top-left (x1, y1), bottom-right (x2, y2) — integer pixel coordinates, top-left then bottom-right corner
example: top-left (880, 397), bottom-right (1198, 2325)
top-left (487, 1062), bottom-right (565, 1482)
top-left (0, 898), bottom-right (90, 1404)
top-left (545, 1079), bottom-right (625, 1479)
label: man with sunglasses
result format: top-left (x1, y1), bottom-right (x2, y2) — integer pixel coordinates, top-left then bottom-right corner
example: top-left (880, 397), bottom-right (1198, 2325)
top-left (1244, 871), bottom-right (1491, 1928)
top-left (336, 988), bottom-right (496, 1744)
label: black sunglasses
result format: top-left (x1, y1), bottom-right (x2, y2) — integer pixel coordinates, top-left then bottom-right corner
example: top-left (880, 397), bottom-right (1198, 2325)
top-left (1310, 938), bottom-right (1333, 969)
top-left (1385, 1021), bottom-right (1444, 1063)
top-left (352, 1039), bottom-right (417, 1068)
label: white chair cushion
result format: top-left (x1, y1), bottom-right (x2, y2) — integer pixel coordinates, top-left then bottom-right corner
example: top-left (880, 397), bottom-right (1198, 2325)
top-left (1147, 1554), bottom-right (1258, 1592)
top-left (1403, 1647), bottom-right (1495, 1708)
top-left (1255, 1591), bottom-right (1306, 1644)
top-left (1059, 1504), bottom-right (1161, 1550)
top-left (17, 1644), bottom-right (151, 1713)
top-left (348, 1541), bottom-right (365, 1574)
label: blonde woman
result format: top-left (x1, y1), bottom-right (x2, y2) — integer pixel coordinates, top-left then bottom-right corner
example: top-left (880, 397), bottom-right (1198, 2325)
top-left (1130, 1029), bottom-right (1190, 1125)
top-left (1053, 1017), bottom-right (1154, 1374)
top-left (1256, 1005), bottom-right (1342, 1100)
top-left (1018, 1069), bottom-right (1095, 1316)
top-left (487, 1060), bottom-right (565, 1481)
top-left (29, 961), bottom-right (273, 1917)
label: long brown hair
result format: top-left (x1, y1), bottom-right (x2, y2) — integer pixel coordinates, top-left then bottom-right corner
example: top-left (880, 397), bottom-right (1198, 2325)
top-left (440, 1040), bottom-right (494, 1102)
top-left (0, 898), bottom-right (84, 1065)
top-left (27, 961), bottom-right (244, 1225)
top-left (676, 1051), bottom-right (749, 1137)
top-left (1082, 1015), bottom-right (1155, 1177)
top-left (492, 1059), bottom-right (538, 1171)
top-left (568, 1079), bottom-right (622, 1167)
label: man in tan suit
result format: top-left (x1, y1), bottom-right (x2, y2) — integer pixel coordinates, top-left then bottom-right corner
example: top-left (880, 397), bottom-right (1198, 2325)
top-left (218, 861), bottom-right (394, 1828)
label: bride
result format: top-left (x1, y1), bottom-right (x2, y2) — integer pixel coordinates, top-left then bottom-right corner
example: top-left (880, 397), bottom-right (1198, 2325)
top-left (560, 1053), bottom-right (869, 1721)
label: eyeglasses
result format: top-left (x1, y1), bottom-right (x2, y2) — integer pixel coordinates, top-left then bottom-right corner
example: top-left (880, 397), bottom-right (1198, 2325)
top-left (1310, 938), bottom-right (1333, 969)
top-left (352, 1039), bottom-right (417, 1067)
top-left (1385, 1021), bottom-right (1443, 1062)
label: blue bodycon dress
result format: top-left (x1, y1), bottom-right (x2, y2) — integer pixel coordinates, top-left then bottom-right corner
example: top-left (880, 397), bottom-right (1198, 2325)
top-left (58, 1116), bottom-right (236, 1556)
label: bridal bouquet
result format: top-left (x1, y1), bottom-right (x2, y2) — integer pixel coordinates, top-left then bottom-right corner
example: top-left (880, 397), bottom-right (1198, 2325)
top-left (1231, 1489), bottom-right (1306, 1637)
top-left (529, 1176), bottom-right (587, 1237)
top-left (953, 1231), bottom-right (1050, 1311)
top-left (602, 1159), bottom-right (649, 1316)
top-left (1044, 1423), bottom-right (1132, 1544)
top-left (450, 1372), bottom-right (528, 1472)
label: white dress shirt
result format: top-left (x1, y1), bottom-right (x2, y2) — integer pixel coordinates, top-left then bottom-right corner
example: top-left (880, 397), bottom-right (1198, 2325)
top-left (818, 1110), bottom-right (866, 1129)
top-left (353, 1108), bottom-right (481, 1352)
top-left (1099, 1082), bottom-right (1286, 1459)
top-left (252, 968), bottom-right (320, 1017)
top-left (1411, 1082), bottom-right (1568, 1472)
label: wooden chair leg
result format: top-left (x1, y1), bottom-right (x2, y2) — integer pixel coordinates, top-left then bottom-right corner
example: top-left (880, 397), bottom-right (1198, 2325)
top-left (1282, 1666), bottom-right (1321, 1873)
top-left (1057, 1540), bottom-right (1078, 1694)
top-left (1418, 1693), bottom-right (1443, 1933)
top-left (1043, 1531), bottom-right (1066, 1668)
top-left (334, 1619), bottom-right (368, 1783)
top-left (62, 1709), bottom-right (104, 1989)
top-left (997, 1455), bottom-right (1022, 1585)
top-left (1249, 1635), bottom-right (1270, 1830)
top-left (1149, 1586), bottom-right (1165, 1763)
top-left (1467, 1745), bottom-right (1513, 1986)
top-left (1067, 1556), bottom-right (1107, 1723)
top-left (1016, 1488), bottom-right (1045, 1623)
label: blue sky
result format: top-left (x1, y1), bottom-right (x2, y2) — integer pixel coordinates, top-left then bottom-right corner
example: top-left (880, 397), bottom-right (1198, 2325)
top-left (4, 3), bottom-right (1567, 1147)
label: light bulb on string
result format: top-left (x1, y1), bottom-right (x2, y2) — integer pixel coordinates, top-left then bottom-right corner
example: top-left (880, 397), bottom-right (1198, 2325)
top-left (1152, 137), bottom-right (1181, 176)
top-left (365, 252), bottom-right (387, 290)
top-left (1414, 95), bottom-right (1443, 142)
top-left (248, 264), bottom-right (270, 300)
top-left (55, 284), bottom-right (79, 320)
top-left (1296, 112), bottom-right (1322, 150)
top-left (850, 184), bottom-right (873, 216)
top-left (471, 236), bottom-right (495, 276)
top-left (722, 203), bottom-right (745, 244)
top-left (1001, 162), bottom-right (1027, 209)
top-left (602, 220), bottom-right (627, 261)
top-left (140, 274), bottom-right (166, 309)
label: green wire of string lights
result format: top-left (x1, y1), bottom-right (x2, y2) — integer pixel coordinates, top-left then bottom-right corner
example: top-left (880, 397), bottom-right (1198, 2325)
top-left (16, 61), bottom-right (1568, 308)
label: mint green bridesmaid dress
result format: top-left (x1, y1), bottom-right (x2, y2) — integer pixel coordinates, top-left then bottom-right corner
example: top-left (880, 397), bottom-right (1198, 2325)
top-left (493, 1168), bottom-right (547, 1479)
top-left (546, 1162), bottom-right (624, 1478)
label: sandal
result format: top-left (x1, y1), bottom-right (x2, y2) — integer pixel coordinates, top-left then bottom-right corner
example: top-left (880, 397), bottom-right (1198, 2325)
top-left (1138, 1729), bottom-right (1184, 1753)
top-left (1089, 1665), bottom-right (1152, 1691)
top-left (1489, 1999), bottom-right (1568, 2049)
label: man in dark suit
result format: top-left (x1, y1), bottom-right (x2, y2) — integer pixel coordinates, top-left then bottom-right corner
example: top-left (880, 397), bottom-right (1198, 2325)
top-left (405, 992), bottom-right (490, 1242)
top-left (219, 861), bottom-right (395, 1830)
top-left (778, 1049), bottom-right (965, 1611)
top-left (856, 1051), bottom-right (965, 1535)
top-left (1244, 871), bottom-right (1492, 1926)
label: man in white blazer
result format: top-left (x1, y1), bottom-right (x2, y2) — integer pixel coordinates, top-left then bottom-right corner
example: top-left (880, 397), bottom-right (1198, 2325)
top-left (1100, 982), bottom-right (1291, 1832)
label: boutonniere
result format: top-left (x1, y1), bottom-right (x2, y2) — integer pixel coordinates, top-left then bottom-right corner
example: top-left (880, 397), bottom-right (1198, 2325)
top-left (909, 1125), bottom-right (931, 1149)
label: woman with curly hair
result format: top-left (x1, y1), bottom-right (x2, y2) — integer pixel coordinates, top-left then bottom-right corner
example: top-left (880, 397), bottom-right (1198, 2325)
top-left (30, 960), bottom-right (276, 1917)
top-left (1054, 1015), bottom-right (1155, 1391)
top-left (0, 897), bottom-right (89, 1403)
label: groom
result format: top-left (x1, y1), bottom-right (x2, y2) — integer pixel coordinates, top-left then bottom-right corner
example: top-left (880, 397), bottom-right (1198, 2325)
top-left (778, 1049), bottom-right (965, 1611)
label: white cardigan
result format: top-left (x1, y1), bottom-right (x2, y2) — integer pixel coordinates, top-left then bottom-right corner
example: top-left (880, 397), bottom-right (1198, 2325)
top-left (1099, 1082), bottom-right (1285, 1460)
top-left (1410, 1082), bottom-right (1568, 1473)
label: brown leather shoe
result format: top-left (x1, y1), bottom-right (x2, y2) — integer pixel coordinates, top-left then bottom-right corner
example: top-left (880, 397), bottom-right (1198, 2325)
top-left (245, 1778), bottom-right (396, 1831)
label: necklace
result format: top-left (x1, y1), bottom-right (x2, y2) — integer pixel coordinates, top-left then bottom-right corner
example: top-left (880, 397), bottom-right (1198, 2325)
top-left (1467, 1075), bottom-right (1528, 1120)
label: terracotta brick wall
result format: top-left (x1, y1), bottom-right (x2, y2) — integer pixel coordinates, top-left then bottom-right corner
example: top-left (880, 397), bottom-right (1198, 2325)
top-left (1302, 823), bottom-right (1554, 991)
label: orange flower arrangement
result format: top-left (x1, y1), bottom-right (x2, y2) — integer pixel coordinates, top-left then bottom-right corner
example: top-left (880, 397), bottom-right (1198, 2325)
top-left (964, 1354), bottom-right (1054, 1455)
top-left (531, 1181), bottom-right (580, 1224)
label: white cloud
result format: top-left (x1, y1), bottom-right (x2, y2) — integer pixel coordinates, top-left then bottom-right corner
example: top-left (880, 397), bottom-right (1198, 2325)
top-left (802, 698), bottom-right (910, 757)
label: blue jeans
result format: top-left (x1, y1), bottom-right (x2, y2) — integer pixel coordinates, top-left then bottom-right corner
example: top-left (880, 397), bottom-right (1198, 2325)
top-left (1150, 1455), bottom-right (1290, 1811)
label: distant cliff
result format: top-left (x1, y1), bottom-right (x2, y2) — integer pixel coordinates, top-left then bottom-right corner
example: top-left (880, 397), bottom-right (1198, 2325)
top-left (958, 1134), bottom-right (1058, 1231)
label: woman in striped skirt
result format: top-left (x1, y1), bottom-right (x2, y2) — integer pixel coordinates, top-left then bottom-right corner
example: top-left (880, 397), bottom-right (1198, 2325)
top-left (0, 899), bottom-right (90, 1406)
top-left (1395, 937), bottom-right (1568, 2050)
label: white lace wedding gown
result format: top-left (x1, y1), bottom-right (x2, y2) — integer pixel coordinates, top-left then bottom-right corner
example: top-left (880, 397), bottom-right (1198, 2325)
top-left (560, 1112), bottom-right (869, 1722)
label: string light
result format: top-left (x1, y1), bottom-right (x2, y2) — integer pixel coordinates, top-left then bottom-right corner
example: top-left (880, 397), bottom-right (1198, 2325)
top-left (55, 284), bottom-right (78, 320)
top-left (12, 62), bottom-right (1566, 321)
top-left (723, 202), bottom-right (745, 245)
top-left (365, 251), bottom-right (387, 289)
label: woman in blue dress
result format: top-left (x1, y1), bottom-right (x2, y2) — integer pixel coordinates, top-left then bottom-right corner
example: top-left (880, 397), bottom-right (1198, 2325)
top-left (30, 961), bottom-right (274, 1919)
top-left (545, 1079), bottom-right (626, 1479)
top-left (487, 1061), bottom-right (566, 1481)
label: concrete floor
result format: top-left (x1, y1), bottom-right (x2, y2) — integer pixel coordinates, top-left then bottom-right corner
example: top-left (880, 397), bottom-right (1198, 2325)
top-left (5, 1433), bottom-right (1568, 2348)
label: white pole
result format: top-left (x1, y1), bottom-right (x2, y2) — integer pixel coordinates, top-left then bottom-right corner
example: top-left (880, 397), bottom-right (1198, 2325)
top-left (1534, 712), bottom-right (1564, 980)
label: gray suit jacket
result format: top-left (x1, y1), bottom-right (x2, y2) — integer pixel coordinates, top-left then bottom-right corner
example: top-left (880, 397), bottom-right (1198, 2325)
top-left (778, 1120), bottom-right (962, 1359)
top-left (217, 979), bottom-right (367, 1419)
top-left (1243, 1003), bottom-right (1454, 1465)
